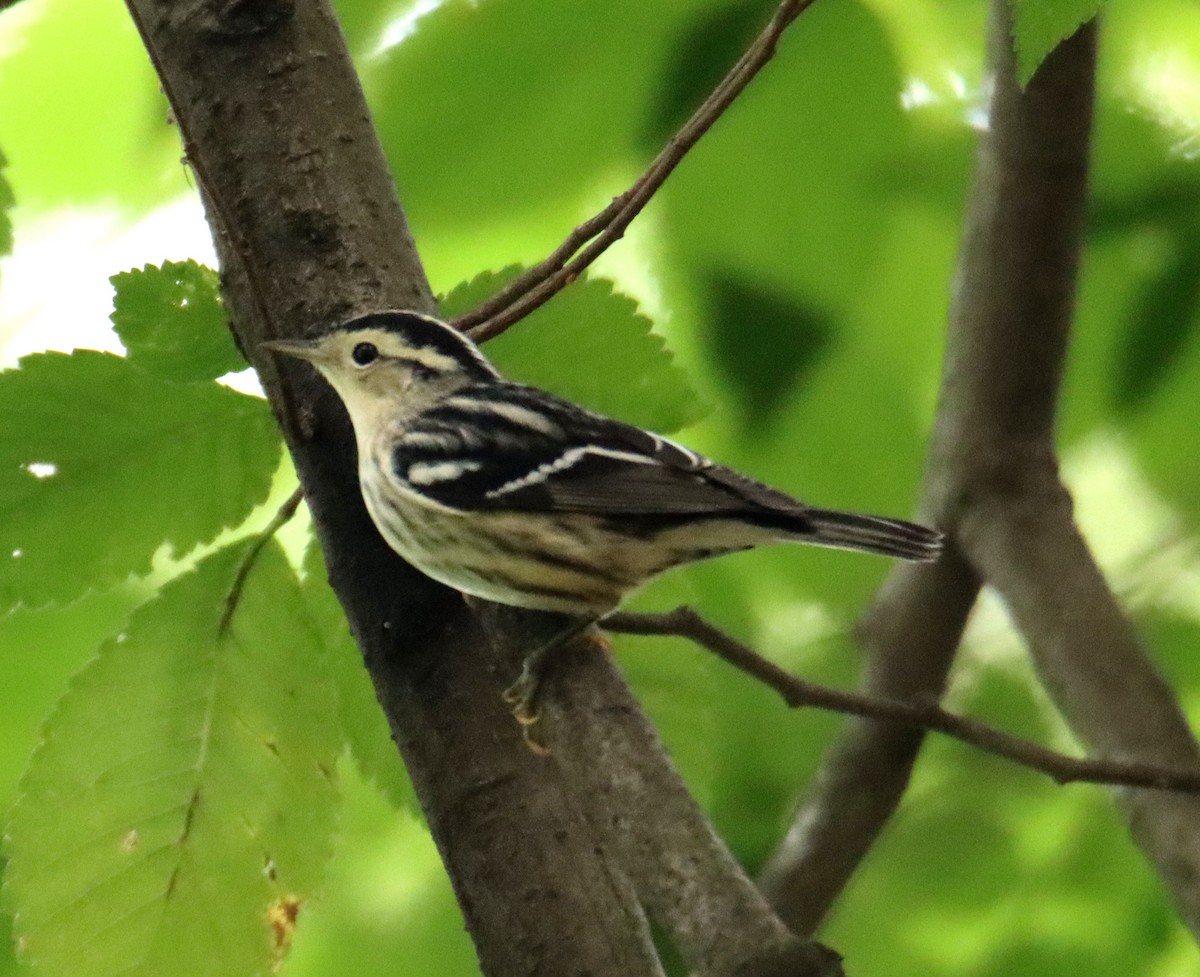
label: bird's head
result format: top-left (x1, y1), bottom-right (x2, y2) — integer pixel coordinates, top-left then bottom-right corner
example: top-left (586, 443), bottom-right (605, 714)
top-left (263, 311), bottom-right (498, 429)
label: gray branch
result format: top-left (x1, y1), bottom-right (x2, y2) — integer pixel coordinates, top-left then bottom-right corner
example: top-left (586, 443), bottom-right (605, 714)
top-left (759, 2), bottom-right (1159, 934)
top-left (941, 8), bottom-right (1200, 936)
top-left (966, 488), bottom-right (1200, 930)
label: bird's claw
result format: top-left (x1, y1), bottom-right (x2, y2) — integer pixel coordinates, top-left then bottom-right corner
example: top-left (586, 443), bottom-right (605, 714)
top-left (503, 668), bottom-right (541, 725)
top-left (581, 631), bottom-right (612, 655)
top-left (503, 670), bottom-right (549, 754)
top-left (520, 725), bottom-right (550, 756)
top-left (501, 617), bottom-right (598, 753)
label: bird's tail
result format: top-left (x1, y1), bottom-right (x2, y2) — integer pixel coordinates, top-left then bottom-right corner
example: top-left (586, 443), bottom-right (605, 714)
top-left (798, 507), bottom-right (943, 562)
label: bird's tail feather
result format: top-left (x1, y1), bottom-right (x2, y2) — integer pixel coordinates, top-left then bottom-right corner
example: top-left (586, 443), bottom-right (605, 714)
top-left (797, 507), bottom-right (943, 562)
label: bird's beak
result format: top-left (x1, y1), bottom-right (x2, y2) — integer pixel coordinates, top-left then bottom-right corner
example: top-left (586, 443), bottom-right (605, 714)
top-left (261, 337), bottom-right (325, 363)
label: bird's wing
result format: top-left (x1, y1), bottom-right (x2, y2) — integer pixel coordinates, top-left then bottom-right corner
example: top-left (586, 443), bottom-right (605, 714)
top-left (391, 382), bottom-right (801, 518)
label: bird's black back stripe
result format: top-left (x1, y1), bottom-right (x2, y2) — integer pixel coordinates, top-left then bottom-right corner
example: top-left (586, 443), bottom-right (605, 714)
top-left (392, 379), bottom-right (724, 512)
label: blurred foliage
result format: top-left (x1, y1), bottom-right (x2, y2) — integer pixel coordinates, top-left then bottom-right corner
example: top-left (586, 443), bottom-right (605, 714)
top-left (0, 0), bottom-right (184, 211)
top-left (2, 0), bottom-right (1200, 975)
top-left (0, 148), bottom-right (12, 263)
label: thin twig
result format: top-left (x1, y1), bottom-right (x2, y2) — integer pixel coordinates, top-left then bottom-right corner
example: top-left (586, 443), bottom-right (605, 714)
top-left (602, 608), bottom-right (1200, 794)
top-left (218, 487), bottom-right (306, 635)
top-left (453, 0), bottom-right (816, 343)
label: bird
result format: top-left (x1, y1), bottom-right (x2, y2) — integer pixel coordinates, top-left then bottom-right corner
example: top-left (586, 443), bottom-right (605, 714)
top-left (265, 310), bottom-right (942, 718)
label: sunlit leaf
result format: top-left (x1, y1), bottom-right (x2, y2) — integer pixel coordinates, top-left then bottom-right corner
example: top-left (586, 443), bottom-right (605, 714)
top-left (0, 351), bottom-right (280, 612)
top-left (0, 586), bottom-right (144, 815)
top-left (660, 0), bottom-right (906, 314)
top-left (823, 744), bottom-right (1164, 976)
top-left (279, 771), bottom-right (479, 977)
top-left (0, 901), bottom-right (16, 977)
top-left (330, 0), bottom-right (405, 58)
top-left (110, 262), bottom-right (244, 384)
top-left (1061, 103), bottom-right (1200, 442)
top-left (640, 0), bottom-right (766, 151)
top-left (4, 541), bottom-right (341, 977)
top-left (0, 0), bottom-right (185, 210)
top-left (1135, 611), bottom-right (1200, 714)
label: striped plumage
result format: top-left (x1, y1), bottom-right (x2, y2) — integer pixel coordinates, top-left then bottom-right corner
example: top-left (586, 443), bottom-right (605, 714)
top-left (265, 311), bottom-right (942, 617)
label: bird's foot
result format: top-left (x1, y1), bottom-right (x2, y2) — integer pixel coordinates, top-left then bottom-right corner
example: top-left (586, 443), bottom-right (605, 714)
top-left (581, 631), bottom-right (613, 656)
top-left (502, 664), bottom-right (542, 726)
top-left (503, 667), bottom-right (552, 755)
top-left (501, 617), bottom-right (599, 752)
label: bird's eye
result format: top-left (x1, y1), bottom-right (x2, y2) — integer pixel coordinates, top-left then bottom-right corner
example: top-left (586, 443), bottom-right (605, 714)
top-left (351, 342), bottom-right (379, 367)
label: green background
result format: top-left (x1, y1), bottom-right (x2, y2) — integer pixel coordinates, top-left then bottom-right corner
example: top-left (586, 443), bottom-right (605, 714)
top-left (3, 0), bottom-right (1200, 974)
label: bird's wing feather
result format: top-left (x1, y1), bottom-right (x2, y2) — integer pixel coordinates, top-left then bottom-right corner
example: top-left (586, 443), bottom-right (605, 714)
top-left (391, 382), bottom-right (804, 519)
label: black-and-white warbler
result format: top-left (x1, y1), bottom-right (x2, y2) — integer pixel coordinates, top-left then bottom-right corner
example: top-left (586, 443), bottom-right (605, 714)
top-left (266, 311), bottom-right (942, 713)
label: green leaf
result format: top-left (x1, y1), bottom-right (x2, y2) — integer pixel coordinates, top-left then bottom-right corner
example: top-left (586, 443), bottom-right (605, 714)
top-left (1137, 611), bottom-right (1200, 705)
top-left (110, 262), bottom-right (245, 384)
top-left (0, 900), bottom-right (16, 977)
top-left (302, 534), bottom-right (415, 812)
top-left (327, 0), bottom-right (398, 59)
top-left (4, 540), bottom-right (341, 977)
top-left (441, 267), bottom-right (708, 433)
top-left (0, 586), bottom-right (145, 815)
top-left (0, 350), bottom-right (281, 612)
top-left (1012, 0), bottom-right (1103, 85)
top-left (675, 334), bottom-right (931, 612)
top-left (436, 265), bottom-right (516, 320)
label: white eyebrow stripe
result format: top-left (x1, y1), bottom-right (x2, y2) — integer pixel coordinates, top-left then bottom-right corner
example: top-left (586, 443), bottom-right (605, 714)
top-left (443, 396), bottom-right (563, 436)
top-left (487, 445), bottom-right (656, 498)
top-left (407, 459), bottom-right (484, 485)
top-left (400, 348), bottom-right (460, 372)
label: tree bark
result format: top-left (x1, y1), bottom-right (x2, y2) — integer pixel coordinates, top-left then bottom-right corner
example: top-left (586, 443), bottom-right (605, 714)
top-left (123, 1), bottom-right (664, 973)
